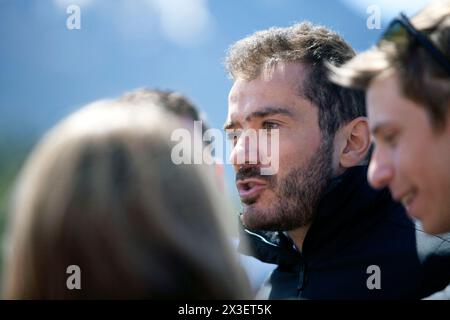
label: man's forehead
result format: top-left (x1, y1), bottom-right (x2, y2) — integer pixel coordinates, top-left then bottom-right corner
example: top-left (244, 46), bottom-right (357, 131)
top-left (367, 73), bottom-right (399, 114)
top-left (367, 78), bottom-right (423, 135)
top-left (230, 62), bottom-right (308, 95)
top-left (367, 103), bottom-right (399, 135)
top-left (226, 62), bottom-right (312, 124)
top-left (228, 87), bottom-right (298, 119)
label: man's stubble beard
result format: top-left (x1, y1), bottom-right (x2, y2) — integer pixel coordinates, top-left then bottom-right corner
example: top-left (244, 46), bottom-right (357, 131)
top-left (241, 137), bottom-right (335, 232)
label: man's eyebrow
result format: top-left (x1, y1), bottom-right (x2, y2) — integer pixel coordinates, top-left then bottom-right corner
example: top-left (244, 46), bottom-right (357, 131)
top-left (223, 107), bottom-right (294, 130)
top-left (371, 124), bottom-right (381, 136)
top-left (223, 121), bottom-right (236, 130)
top-left (371, 123), bottom-right (390, 136)
top-left (244, 107), bottom-right (294, 122)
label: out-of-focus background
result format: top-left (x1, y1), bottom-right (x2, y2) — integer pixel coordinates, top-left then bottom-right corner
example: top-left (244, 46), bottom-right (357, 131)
top-left (0, 0), bottom-right (428, 238)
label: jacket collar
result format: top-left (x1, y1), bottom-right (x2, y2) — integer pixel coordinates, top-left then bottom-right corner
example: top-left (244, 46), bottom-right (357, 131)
top-left (238, 165), bottom-right (392, 265)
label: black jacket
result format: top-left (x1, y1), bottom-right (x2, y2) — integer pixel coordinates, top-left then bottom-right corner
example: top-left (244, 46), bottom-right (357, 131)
top-left (238, 166), bottom-right (450, 299)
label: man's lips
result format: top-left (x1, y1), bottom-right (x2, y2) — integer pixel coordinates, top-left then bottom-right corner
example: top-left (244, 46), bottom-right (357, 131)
top-left (393, 188), bottom-right (418, 214)
top-left (236, 178), bottom-right (268, 200)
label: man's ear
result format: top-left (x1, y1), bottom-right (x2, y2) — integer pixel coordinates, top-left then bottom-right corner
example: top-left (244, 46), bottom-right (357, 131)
top-left (338, 117), bottom-right (371, 169)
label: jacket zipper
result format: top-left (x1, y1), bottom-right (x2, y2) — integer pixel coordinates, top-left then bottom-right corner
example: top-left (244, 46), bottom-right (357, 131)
top-left (297, 260), bottom-right (307, 298)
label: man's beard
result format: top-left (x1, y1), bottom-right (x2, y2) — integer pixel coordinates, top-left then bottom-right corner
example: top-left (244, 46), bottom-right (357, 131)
top-left (239, 137), bottom-right (334, 231)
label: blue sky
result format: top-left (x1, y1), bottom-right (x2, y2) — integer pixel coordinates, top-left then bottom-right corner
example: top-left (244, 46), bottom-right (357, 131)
top-left (0, 0), bottom-right (429, 200)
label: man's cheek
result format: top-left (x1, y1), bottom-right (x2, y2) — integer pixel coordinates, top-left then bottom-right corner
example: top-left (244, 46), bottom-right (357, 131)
top-left (260, 129), bottom-right (280, 176)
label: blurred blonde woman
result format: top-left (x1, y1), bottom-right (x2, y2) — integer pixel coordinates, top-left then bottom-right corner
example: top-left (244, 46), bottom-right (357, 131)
top-left (3, 89), bottom-right (250, 299)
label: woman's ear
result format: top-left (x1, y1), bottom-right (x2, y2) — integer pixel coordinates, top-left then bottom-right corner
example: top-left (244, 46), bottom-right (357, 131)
top-left (339, 117), bottom-right (371, 169)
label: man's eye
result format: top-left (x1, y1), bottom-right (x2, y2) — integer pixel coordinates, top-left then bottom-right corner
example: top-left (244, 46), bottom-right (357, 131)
top-left (381, 132), bottom-right (398, 147)
top-left (226, 130), bottom-right (241, 141)
top-left (262, 121), bottom-right (280, 130)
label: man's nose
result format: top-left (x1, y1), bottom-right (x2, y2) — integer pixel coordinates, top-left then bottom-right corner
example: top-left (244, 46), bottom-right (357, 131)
top-left (367, 147), bottom-right (394, 189)
top-left (229, 130), bottom-right (259, 170)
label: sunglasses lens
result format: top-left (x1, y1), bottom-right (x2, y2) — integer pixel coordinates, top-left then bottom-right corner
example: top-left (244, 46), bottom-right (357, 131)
top-left (385, 22), bottom-right (409, 44)
top-left (380, 21), bottom-right (410, 48)
top-left (379, 14), bottom-right (450, 74)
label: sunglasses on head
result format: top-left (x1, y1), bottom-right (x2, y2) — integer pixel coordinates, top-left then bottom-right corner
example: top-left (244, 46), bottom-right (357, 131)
top-left (380, 12), bottom-right (450, 74)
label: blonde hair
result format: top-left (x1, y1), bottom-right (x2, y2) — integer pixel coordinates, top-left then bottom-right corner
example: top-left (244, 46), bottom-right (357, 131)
top-left (330, 0), bottom-right (450, 130)
top-left (3, 90), bottom-right (249, 299)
